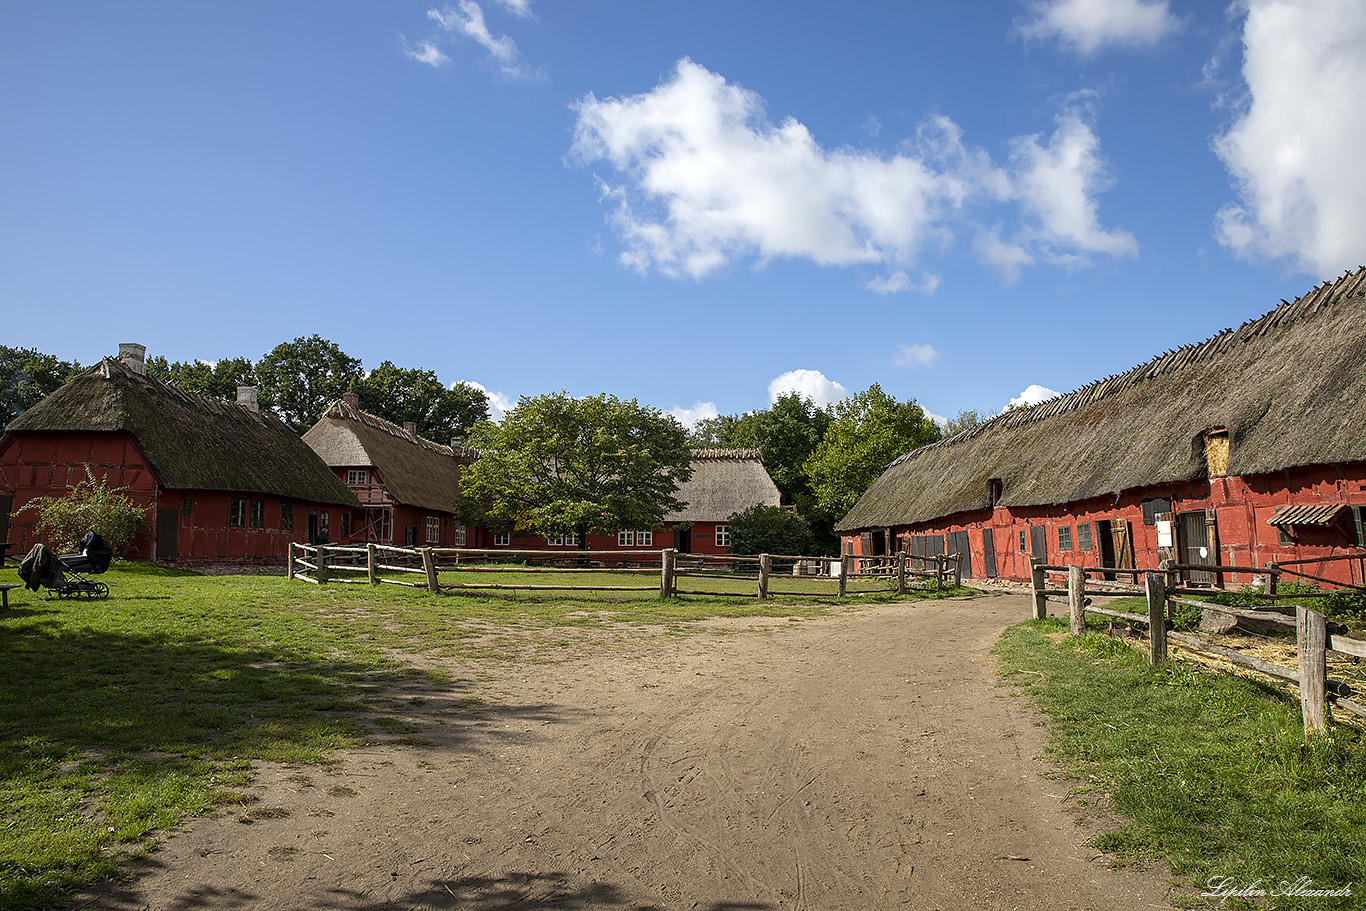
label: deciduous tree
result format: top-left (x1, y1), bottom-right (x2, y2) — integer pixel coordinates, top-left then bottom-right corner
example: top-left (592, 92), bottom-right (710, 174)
top-left (354, 361), bottom-right (488, 442)
top-left (146, 356), bottom-right (261, 404)
top-left (1, 346), bottom-right (81, 423)
top-left (255, 336), bottom-right (363, 432)
top-left (458, 391), bottom-right (692, 546)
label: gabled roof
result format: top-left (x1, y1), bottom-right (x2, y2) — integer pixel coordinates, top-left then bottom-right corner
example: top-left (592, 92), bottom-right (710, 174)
top-left (2, 358), bottom-right (359, 506)
top-left (838, 266), bottom-right (1366, 533)
top-left (667, 449), bottom-right (781, 522)
top-left (302, 400), bottom-right (463, 514)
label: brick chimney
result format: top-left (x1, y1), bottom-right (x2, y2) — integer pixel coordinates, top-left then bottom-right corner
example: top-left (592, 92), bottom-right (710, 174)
top-left (403, 422), bottom-right (417, 436)
top-left (118, 343), bottom-right (146, 376)
top-left (236, 386), bottom-right (259, 412)
top-left (342, 392), bottom-right (359, 408)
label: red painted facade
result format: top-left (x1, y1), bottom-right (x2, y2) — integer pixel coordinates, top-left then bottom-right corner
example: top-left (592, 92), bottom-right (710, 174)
top-left (842, 463), bottom-right (1366, 587)
top-left (467, 520), bottom-right (737, 556)
top-left (1, 430), bottom-right (347, 564)
top-left (326, 468), bottom-right (462, 549)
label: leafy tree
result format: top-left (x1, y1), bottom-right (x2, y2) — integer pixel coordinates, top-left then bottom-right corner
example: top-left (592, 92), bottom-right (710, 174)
top-left (146, 355), bottom-right (261, 403)
top-left (353, 361), bottom-right (488, 442)
top-left (687, 413), bottom-right (748, 448)
top-left (255, 335), bottom-right (363, 432)
top-left (1, 346), bottom-right (81, 423)
top-left (943, 409), bottom-right (984, 436)
top-left (458, 391), bottom-right (692, 546)
top-left (726, 504), bottom-right (815, 557)
top-left (15, 466), bottom-right (148, 555)
top-left (805, 383), bottom-right (942, 518)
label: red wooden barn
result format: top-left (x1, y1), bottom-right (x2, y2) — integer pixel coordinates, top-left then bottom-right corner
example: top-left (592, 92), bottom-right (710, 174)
top-left (838, 268), bottom-right (1366, 588)
top-left (490, 449), bottom-right (781, 555)
top-left (302, 395), bottom-right (470, 548)
top-left (1, 345), bottom-right (359, 564)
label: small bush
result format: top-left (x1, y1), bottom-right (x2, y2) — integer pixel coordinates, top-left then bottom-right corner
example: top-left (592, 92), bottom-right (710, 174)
top-left (16, 466), bottom-right (148, 555)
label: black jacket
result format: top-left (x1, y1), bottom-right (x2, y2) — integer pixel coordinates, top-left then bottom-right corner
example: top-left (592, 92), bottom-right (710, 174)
top-left (18, 543), bottom-right (58, 592)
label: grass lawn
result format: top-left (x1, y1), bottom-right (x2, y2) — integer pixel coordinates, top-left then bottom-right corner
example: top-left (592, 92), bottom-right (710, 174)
top-left (0, 560), bottom-right (960, 910)
top-left (996, 618), bottom-right (1366, 910)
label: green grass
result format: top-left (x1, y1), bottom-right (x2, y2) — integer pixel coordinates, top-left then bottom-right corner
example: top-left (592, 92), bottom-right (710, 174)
top-left (996, 618), bottom-right (1366, 910)
top-left (1, 561), bottom-right (965, 909)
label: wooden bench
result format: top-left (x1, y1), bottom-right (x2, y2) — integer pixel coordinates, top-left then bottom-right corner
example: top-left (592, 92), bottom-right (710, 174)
top-left (0, 584), bottom-right (18, 610)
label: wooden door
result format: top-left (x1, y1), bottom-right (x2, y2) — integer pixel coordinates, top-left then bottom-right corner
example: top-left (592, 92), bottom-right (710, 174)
top-left (1111, 521), bottom-right (1136, 580)
top-left (674, 527), bottom-right (692, 554)
top-left (1179, 510), bottom-right (1217, 586)
top-left (981, 527), bottom-right (997, 578)
top-left (157, 509), bottom-right (178, 562)
top-left (947, 530), bottom-right (971, 578)
top-left (0, 494), bottom-right (10, 549)
top-left (1030, 525), bottom-right (1047, 563)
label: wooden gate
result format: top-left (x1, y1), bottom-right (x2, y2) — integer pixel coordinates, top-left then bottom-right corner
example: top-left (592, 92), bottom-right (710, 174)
top-left (1179, 509), bottom-right (1218, 586)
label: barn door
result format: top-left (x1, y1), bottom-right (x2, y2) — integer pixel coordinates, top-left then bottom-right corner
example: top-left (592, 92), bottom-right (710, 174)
top-left (1030, 525), bottom-right (1047, 563)
top-left (981, 527), bottom-right (997, 578)
top-left (1179, 510), bottom-right (1217, 586)
top-left (1111, 521), bottom-right (1136, 581)
top-left (157, 509), bottom-right (178, 562)
top-left (947, 530), bottom-right (971, 578)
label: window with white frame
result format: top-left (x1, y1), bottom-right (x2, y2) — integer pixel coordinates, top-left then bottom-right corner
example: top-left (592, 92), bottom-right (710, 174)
top-left (347, 469), bottom-right (367, 486)
top-left (452, 525), bottom-right (466, 546)
top-left (493, 532), bottom-right (510, 546)
top-left (636, 531), bottom-right (652, 547)
top-left (618, 530), bottom-right (635, 546)
top-left (426, 516), bottom-right (440, 544)
top-left (566, 533), bottom-right (579, 547)
top-left (547, 534), bottom-right (564, 546)
top-left (715, 524), bottom-right (731, 548)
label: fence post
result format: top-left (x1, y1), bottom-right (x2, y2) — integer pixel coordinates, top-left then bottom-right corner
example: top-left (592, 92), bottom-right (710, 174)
top-left (836, 555), bottom-right (846, 597)
top-left (1069, 565), bottom-right (1086, 636)
top-left (1145, 570), bottom-right (1167, 665)
top-left (1298, 606), bottom-right (1328, 736)
top-left (367, 543), bottom-right (378, 584)
top-left (287, 542), bottom-right (296, 581)
top-left (1268, 561), bottom-right (1280, 596)
top-left (422, 546), bottom-right (439, 593)
top-left (317, 546), bottom-right (328, 585)
top-left (896, 551), bottom-right (907, 595)
top-left (1030, 557), bottom-right (1047, 619)
top-left (660, 548), bottom-right (675, 598)
top-left (952, 553), bottom-right (962, 589)
top-left (758, 554), bottom-right (770, 601)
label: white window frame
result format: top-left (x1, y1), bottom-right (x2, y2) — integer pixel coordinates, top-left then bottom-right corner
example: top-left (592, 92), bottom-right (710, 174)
top-left (636, 531), bottom-right (653, 547)
top-left (426, 516), bottom-right (440, 544)
top-left (493, 532), bottom-right (510, 547)
top-left (547, 534), bottom-right (564, 546)
top-left (715, 524), bottom-right (730, 548)
top-left (566, 533), bottom-right (580, 547)
top-left (452, 525), bottom-right (466, 546)
top-left (347, 469), bottom-right (367, 486)
top-left (618, 530), bottom-right (635, 547)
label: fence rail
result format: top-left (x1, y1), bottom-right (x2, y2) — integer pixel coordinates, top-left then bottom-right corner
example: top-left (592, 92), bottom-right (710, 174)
top-left (1029, 556), bottom-right (1366, 736)
top-left (288, 544), bottom-right (963, 601)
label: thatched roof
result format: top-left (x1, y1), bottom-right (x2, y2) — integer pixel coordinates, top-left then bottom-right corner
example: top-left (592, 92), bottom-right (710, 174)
top-left (2, 358), bottom-right (359, 506)
top-left (667, 449), bottom-right (781, 522)
top-left (838, 267), bottom-right (1366, 533)
top-left (302, 400), bottom-right (462, 514)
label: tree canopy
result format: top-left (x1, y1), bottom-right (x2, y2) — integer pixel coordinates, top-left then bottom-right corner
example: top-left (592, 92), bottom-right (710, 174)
top-left (145, 356), bottom-right (261, 405)
top-left (255, 335), bottom-right (364, 432)
top-left (353, 361), bottom-right (488, 443)
top-left (458, 391), bottom-right (692, 543)
top-left (804, 384), bottom-right (942, 517)
top-left (1, 346), bottom-right (81, 423)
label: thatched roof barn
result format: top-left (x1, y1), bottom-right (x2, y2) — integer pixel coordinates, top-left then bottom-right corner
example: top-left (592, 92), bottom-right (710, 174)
top-left (1, 347), bottom-right (357, 563)
top-left (667, 449), bottom-right (782, 523)
top-left (837, 268), bottom-right (1366, 585)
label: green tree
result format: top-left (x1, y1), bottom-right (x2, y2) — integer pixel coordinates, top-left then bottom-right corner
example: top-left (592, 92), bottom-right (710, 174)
top-left (146, 355), bottom-right (261, 403)
top-left (354, 361), bottom-right (488, 442)
top-left (805, 383), bottom-right (942, 518)
top-left (1, 346), bottom-right (81, 423)
top-left (458, 391), bottom-right (692, 546)
top-left (255, 336), bottom-right (363, 432)
top-left (943, 409), bottom-right (984, 436)
top-left (726, 504), bottom-right (815, 556)
top-left (15, 466), bottom-right (148, 555)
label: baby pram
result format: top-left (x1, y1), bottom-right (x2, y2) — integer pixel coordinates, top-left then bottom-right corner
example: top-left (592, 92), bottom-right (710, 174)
top-left (18, 531), bottom-right (114, 599)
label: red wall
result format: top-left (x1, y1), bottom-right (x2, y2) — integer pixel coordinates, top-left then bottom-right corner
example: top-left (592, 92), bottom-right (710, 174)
top-left (842, 463), bottom-right (1366, 587)
top-left (467, 521), bottom-right (736, 556)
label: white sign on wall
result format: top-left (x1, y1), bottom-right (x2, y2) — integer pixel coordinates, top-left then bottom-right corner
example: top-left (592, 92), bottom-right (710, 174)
top-left (1156, 519), bottom-right (1173, 548)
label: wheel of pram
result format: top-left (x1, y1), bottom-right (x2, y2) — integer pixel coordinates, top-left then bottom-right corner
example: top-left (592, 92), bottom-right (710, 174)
top-left (93, 582), bottom-right (109, 599)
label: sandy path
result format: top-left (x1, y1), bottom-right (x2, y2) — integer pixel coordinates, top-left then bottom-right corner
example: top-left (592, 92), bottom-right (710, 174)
top-left (85, 592), bottom-right (1173, 910)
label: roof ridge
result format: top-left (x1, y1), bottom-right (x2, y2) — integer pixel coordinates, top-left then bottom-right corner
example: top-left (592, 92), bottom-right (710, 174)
top-left (690, 448), bottom-right (764, 461)
top-left (325, 400), bottom-right (455, 455)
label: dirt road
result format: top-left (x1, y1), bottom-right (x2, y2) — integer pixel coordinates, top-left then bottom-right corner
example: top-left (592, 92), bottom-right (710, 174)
top-left (86, 592), bottom-right (1173, 910)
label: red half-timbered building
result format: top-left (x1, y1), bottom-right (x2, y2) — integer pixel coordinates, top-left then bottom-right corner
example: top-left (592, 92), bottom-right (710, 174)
top-left (1, 345), bottom-right (358, 564)
top-left (838, 268), bottom-right (1366, 588)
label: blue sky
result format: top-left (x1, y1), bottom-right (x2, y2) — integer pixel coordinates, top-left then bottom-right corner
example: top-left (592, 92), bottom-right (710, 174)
top-left (3, 1), bottom-right (1363, 426)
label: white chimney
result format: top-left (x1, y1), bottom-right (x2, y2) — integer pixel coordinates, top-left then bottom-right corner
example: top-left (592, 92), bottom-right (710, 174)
top-left (118, 343), bottom-right (146, 376)
top-left (237, 386), bottom-right (259, 412)
top-left (403, 422), bottom-right (417, 436)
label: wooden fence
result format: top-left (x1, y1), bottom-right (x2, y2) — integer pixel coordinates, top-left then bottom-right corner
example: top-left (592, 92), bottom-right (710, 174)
top-left (1029, 556), bottom-right (1366, 735)
top-left (288, 543), bottom-right (962, 601)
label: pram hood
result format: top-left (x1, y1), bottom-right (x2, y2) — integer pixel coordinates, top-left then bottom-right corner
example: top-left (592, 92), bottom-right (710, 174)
top-left (75, 531), bottom-right (113, 574)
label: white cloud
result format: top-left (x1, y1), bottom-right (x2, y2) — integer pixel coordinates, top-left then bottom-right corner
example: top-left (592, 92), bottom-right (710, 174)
top-left (491, 0), bottom-right (534, 18)
top-left (570, 59), bottom-right (1134, 288)
top-left (1018, 0), bottom-right (1180, 55)
top-left (403, 39), bottom-right (450, 69)
top-left (461, 380), bottom-right (514, 422)
top-left (924, 409), bottom-right (948, 428)
top-left (893, 343), bottom-right (940, 369)
top-left (768, 369), bottom-right (849, 408)
top-left (668, 401), bottom-right (719, 429)
top-left (1006, 384), bottom-right (1060, 410)
top-left (427, 1), bottom-right (537, 79)
top-left (1213, 0), bottom-right (1366, 276)
top-left (865, 270), bottom-right (941, 295)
